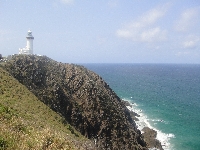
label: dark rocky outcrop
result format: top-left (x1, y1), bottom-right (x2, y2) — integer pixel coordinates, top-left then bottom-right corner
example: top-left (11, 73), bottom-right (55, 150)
top-left (3, 55), bottom-right (148, 150)
top-left (142, 127), bottom-right (163, 150)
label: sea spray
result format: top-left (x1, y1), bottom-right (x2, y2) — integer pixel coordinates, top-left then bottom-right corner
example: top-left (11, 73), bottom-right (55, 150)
top-left (124, 98), bottom-right (175, 150)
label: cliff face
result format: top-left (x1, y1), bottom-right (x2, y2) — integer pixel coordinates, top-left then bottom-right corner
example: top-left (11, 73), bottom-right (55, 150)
top-left (3, 55), bottom-right (147, 150)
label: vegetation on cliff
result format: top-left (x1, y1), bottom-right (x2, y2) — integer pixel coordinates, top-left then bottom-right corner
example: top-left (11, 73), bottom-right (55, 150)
top-left (1, 54), bottom-right (148, 150)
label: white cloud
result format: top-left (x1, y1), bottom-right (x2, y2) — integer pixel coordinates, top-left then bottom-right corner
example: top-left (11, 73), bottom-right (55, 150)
top-left (116, 29), bottom-right (132, 38)
top-left (183, 40), bottom-right (196, 49)
top-left (116, 4), bottom-right (169, 43)
top-left (175, 7), bottom-right (199, 32)
top-left (60, 0), bottom-right (74, 5)
top-left (141, 27), bottom-right (167, 42)
top-left (182, 35), bottom-right (200, 49)
top-left (140, 8), bottom-right (166, 26)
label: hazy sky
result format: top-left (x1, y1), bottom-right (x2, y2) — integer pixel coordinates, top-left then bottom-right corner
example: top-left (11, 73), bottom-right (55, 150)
top-left (0, 0), bottom-right (200, 63)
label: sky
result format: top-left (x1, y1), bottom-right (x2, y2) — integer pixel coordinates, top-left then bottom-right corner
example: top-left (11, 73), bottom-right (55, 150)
top-left (0, 0), bottom-right (200, 63)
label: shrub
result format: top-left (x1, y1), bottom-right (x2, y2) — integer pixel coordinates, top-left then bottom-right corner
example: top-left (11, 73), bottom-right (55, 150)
top-left (0, 136), bottom-right (8, 150)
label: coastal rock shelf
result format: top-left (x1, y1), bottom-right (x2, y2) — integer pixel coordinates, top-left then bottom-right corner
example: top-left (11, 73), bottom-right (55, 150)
top-left (2, 55), bottom-right (148, 150)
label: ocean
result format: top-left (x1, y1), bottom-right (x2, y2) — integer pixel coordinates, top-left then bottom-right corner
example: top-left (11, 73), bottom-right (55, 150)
top-left (83, 64), bottom-right (200, 150)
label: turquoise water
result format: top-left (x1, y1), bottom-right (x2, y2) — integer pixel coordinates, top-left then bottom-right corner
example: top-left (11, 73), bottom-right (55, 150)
top-left (84, 64), bottom-right (200, 150)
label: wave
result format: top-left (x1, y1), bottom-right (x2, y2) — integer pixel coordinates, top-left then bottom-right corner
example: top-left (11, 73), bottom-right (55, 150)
top-left (123, 98), bottom-right (175, 150)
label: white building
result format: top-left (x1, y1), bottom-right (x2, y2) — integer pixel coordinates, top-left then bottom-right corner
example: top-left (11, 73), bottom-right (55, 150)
top-left (19, 30), bottom-right (34, 54)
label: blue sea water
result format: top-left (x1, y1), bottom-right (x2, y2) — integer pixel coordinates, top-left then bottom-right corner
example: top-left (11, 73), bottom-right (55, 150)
top-left (83, 64), bottom-right (200, 150)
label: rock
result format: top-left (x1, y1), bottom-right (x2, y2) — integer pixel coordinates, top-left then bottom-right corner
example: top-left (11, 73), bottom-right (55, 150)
top-left (129, 111), bottom-right (140, 121)
top-left (142, 127), bottom-right (163, 150)
top-left (122, 100), bottom-right (132, 107)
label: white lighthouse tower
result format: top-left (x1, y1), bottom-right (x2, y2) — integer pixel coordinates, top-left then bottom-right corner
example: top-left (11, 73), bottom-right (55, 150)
top-left (19, 30), bottom-right (34, 54)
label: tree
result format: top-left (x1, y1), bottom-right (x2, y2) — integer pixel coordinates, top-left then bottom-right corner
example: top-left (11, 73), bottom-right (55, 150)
top-left (0, 54), bottom-right (2, 60)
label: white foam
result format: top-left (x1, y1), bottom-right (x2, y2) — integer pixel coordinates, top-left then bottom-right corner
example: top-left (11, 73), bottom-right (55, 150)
top-left (123, 98), bottom-right (175, 150)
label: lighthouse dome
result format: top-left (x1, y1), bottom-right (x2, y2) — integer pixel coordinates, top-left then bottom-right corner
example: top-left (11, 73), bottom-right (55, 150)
top-left (26, 30), bottom-right (34, 39)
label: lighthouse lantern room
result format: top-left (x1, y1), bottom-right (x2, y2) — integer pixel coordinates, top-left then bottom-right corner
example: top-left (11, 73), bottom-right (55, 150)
top-left (19, 30), bottom-right (34, 54)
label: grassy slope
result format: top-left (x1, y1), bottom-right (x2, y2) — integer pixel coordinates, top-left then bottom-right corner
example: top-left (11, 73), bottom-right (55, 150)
top-left (0, 67), bottom-right (94, 150)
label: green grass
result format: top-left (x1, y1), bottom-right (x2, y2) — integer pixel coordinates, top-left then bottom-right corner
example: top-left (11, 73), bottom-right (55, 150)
top-left (0, 67), bottom-right (92, 150)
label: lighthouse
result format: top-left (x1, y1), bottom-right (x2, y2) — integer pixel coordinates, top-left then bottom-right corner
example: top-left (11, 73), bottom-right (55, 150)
top-left (19, 30), bottom-right (34, 54)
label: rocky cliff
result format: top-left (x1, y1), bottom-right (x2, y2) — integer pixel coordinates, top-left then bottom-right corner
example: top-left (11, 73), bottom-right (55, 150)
top-left (2, 55), bottom-right (147, 150)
